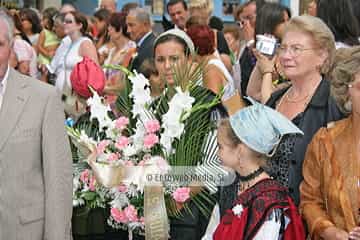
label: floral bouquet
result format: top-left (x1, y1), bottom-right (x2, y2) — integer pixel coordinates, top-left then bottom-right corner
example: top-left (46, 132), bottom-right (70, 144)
top-left (67, 61), bottom-right (224, 238)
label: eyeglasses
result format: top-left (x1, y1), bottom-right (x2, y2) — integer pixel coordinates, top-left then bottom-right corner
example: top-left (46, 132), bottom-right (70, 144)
top-left (63, 19), bottom-right (74, 24)
top-left (236, 21), bottom-right (244, 28)
top-left (277, 44), bottom-right (316, 57)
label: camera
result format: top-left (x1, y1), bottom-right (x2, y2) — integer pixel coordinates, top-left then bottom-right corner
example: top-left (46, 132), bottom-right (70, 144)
top-left (255, 35), bottom-right (278, 56)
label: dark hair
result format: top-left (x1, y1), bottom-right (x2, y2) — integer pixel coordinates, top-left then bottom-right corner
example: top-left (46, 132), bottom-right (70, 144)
top-left (209, 16), bottom-right (223, 31)
top-left (42, 7), bottom-right (59, 30)
top-left (317, 0), bottom-right (360, 46)
top-left (121, 2), bottom-right (139, 15)
top-left (154, 34), bottom-right (191, 57)
top-left (94, 8), bottom-right (110, 22)
top-left (167, 0), bottom-right (188, 12)
top-left (255, 2), bottom-right (289, 38)
top-left (350, 0), bottom-right (360, 27)
top-left (109, 12), bottom-right (129, 38)
top-left (94, 9), bottom-right (110, 40)
top-left (68, 11), bottom-right (88, 36)
top-left (12, 13), bottom-right (32, 45)
top-left (187, 25), bottom-right (215, 56)
top-left (140, 59), bottom-right (158, 79)
top-left (20, 8), bottom-right (42, 34)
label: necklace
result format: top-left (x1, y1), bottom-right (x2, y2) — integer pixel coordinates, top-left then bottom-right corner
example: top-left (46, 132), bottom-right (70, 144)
top-left (238, 167), bottom-right (264, 181)
top-left (237, 167), bottom-right (267, 194)
top-left (285, 87), bottom-right (310, 103)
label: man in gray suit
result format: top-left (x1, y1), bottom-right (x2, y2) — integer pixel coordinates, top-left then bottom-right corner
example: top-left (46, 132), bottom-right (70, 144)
top-left (0, 13), bottom-right (73, 239)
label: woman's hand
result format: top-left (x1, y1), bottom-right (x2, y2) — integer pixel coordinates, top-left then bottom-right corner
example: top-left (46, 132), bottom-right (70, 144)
top-left (321, 226), bottom-right (349, 240)
top-left (252, 48), bottom-right (276, 75)
top-left (349, 227), bottom-right (360, 239)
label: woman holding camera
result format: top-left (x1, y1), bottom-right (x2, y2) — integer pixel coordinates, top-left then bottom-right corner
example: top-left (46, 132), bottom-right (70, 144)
top-left (246, 2), bottom-right (290, 103)
top-left (265, 15), bottom-right (344, 205)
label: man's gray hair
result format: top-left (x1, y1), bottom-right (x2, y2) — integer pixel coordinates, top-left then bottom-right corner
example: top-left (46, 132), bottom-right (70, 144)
top-left (128, 7), bottom-right (153, 26)
top-left (0, 11), bottom-right (14, 44)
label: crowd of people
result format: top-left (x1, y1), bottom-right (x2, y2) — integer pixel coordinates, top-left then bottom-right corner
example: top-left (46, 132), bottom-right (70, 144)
top-left (1, 0), bottom-right (360, 239)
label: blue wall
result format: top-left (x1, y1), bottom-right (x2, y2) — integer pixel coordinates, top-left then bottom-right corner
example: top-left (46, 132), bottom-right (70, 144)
top-left (69, 0), bottom-right (291, 22)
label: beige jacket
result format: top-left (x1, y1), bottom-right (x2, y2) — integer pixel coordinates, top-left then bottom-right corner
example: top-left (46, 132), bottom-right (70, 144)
top-left (0, 68), bottom-right (73, 239)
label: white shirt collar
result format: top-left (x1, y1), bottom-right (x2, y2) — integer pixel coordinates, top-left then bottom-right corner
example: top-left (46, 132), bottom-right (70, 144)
top-left (0, 65), bottom-right (11, 110)
top-left (137, 31), bottom-right (152, 47)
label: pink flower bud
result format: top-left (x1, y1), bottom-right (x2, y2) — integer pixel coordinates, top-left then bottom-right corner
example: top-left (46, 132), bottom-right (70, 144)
top-left (172, 187), bottom-right (191, 203)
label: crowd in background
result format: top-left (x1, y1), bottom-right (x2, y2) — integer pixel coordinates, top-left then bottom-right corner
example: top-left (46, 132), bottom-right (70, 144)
top-left (2, 0), bottom-right (360, 239)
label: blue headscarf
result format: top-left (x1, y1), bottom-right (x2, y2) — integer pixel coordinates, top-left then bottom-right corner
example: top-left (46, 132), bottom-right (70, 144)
top-left (229, 97), bottom-right (303, 156)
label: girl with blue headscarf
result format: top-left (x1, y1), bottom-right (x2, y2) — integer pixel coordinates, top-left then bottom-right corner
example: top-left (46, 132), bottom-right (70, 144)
top-left (209, 99), bottom-right (306, 240)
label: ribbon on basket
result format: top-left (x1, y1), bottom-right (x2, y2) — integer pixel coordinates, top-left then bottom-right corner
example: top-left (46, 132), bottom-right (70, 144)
top-left (86, 150), bottom-right (170, 239)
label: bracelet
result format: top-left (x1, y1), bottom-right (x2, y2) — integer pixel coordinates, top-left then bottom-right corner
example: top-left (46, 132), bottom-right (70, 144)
top-left (262, 71), bottom-right (273, 76)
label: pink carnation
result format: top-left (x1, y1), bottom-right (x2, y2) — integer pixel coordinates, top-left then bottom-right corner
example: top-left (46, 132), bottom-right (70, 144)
top-left (96, 140), bottom-right (110, 155)
top-left (115, 136), bottom-right (129, 150)
top-left (115, 117), bottom-right (129, 130)
top-left (108, 153), bottom-right (120, 161)
top-left (89, 176), bottom-right (96, 191)
top-left (124, 205), bottom-right (138, 222)
top-left (172, 187), bottom-right (191, 203)
top-left (143, 134), bottom-right (159, 148)
top-left (80, 169), bottom-right (90, 183)
top-left (111, 208), bottom-right (128, 223)
top-left (145, 120), bottom-right (160, 133)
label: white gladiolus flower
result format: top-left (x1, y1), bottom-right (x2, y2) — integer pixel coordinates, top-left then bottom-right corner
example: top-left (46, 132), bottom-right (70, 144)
top-left (87, 91), bottom-right (112, 129)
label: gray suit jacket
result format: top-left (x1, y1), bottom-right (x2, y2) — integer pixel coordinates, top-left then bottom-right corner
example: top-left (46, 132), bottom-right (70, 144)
top-left (0, 68), bottom-right (73, 239)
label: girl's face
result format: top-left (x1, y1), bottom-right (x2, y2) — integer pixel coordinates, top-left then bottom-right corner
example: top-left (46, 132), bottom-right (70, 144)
top-left (41, 17), bottom-right (49, 29)
top-left (154, 40), bottom-right (188, 85)
top-left (94, 17), bottom-right (106, 34)
top-left (108, 25), bottom-right (122, 42)
top-left (20, 15), bottom-right (32, 32)
top-left (217, 130), bottom-right (241, 170)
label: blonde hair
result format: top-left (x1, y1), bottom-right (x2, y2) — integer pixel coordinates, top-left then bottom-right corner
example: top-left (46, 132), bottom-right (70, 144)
top-left (188, 0), bottom-right (213, 15)
top-left (330, 46), bottom-right (360, 114)
top-left (284, 15), bottom-right (336, 75)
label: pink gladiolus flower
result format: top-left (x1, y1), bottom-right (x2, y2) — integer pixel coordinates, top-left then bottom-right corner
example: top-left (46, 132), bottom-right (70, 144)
top-left (108, 153), bottom-right (119, 161)
top-left (111, 208), bottom-right (128, 223)
top-left (172, 187), bottom-right (191, 203)
top-left (124, 160), bottom-right (134, 166)
top-left (124, 205), bottom-right (138, 222)
top-left (115, 136), bottom-right (129, 150)
top-left (96, 140), bottom-right (110, 155)
top-left (89, 176), bottom-right (96, 191)
top-left (145, 120), bottom-right (160, 133)
top-left (115, 117), bottom-right (129, 130)
top-left (118, 184), bottom-right (128, 193)
top-left (80, 169), bottom-right (90, 183)
top-left (143, 134), bottom-right (159, 148)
